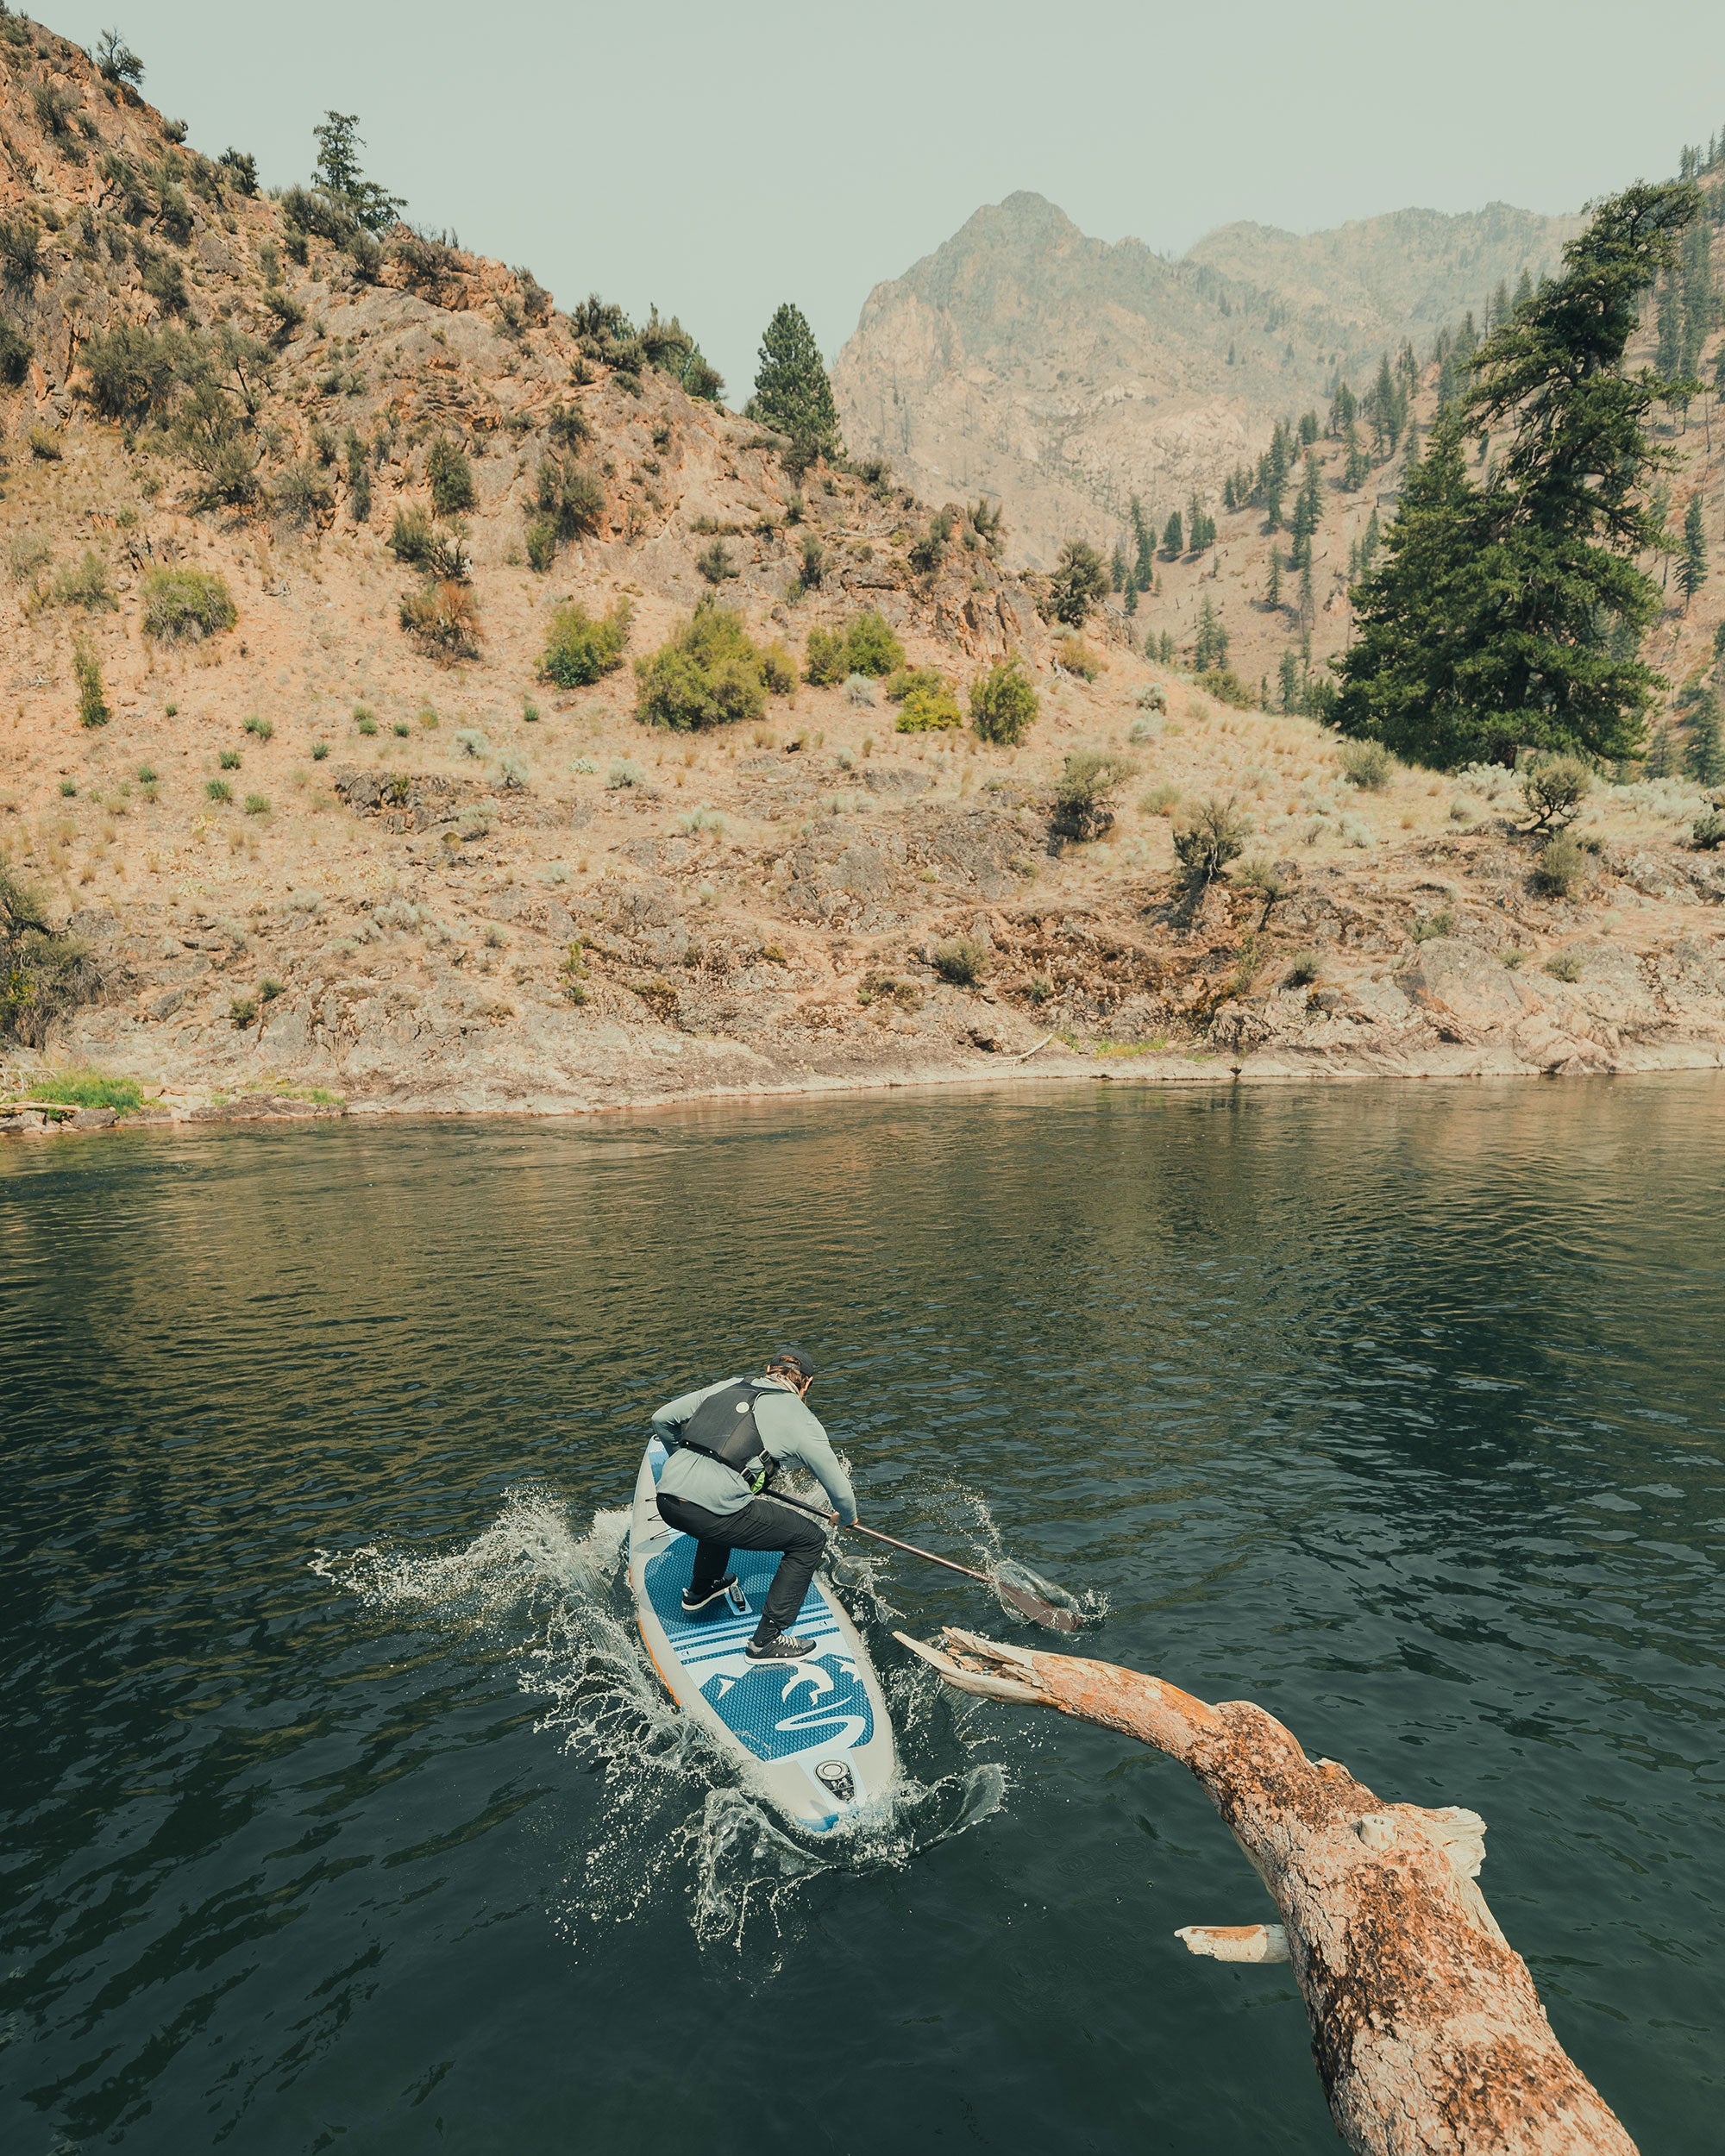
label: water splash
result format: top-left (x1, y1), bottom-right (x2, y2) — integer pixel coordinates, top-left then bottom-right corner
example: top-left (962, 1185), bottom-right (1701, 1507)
top-left (921, 1480), bottom-right (1110, 1629)
top-left (310, 1485), bottom-right (1007, 1961)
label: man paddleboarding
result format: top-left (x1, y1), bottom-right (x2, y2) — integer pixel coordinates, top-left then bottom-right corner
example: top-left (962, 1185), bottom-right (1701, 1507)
top-left (651, 1347), bottom-right (856, 1664)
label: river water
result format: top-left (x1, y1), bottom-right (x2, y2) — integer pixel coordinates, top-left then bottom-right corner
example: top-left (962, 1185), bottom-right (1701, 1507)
top-left (3, 1079), bottom-right (1722, 2153)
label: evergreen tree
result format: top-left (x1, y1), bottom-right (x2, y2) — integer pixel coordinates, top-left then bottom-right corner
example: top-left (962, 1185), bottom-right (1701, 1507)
top-left (1513, 267), bottom-right (1534, 313)
top-left (1684, 689), bottom-right (1724, 783)
top-left (1679, 492), bottom-right (1709, 605)
top-left (1298, 559), bottom-right (1315, 633)
top-left (1289, 453), bottom-right (1323, 567)
top-left (1161, 509), bottom-right (1183, 557)
top-left (1130, 496), bottom-right (1157, 589)
top-left (1278, 648), bottom-right (1300, 711)
top-left (1656, 273), bottom-right (1684, 377)
top-left (751, 303), bottom-right (842, 466)
top-left (1194, 597), bottom-right (1230, 672)
top-left (1334, 183), bottom-right (1699, 768)
top-left (1265, 549), bottom-right (1282, 608)
top-left (1646, 724), bottom-right (1676, 777)
top-left (1110, 542), bottom-right (1129, 592)
top-left (311, 113), bottom-right (405, 233)
top-left (1362, 508), bottom-right (1381, 570)
top-left (1342, 418), bottom-right (1371, 492)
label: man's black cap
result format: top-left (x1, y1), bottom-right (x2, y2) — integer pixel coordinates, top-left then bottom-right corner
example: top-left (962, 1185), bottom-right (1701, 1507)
top-left (770, 1344), bottom-right (817, 1379)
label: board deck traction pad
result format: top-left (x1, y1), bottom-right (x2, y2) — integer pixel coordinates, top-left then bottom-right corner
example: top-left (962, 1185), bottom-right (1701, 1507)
top-left (630, 1441), bottom-right (896, 1832)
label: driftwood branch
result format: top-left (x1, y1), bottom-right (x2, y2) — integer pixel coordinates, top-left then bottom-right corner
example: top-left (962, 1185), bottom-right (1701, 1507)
top-left (897, 1628), bottom-right (1634, 2156)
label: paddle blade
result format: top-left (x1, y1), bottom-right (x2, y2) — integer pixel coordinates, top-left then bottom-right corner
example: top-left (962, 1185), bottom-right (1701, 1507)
top-left (997, 1581), bottom-right (1082, 1633)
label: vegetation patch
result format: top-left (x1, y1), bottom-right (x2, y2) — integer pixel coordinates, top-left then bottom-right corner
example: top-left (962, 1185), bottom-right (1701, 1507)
top-left (634, 600), bottom-right (790, 731)
top-left (2, 872), bottom-right (96, 1048)
top-left (400, 581), bottom-right (483, 663)
top-left (26, 1069), bottom-right (145, 1112)
top-left (541, 598), bottom-right (633, 687)
top-left (141, 567), bottom-right (237, 643)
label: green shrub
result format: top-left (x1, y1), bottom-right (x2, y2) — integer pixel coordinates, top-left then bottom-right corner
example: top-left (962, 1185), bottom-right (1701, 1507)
top-left (634, 599), bottom-right (787, 731)
top-left (311, 741), bottom-right (329, 761)
top-left (542, 598), bottom-right (633, 687)
top-left (218, 749), bottom-right (242, 769)
top-left (1197, 667), bottom-right (1255, 710)
top-left (0, 318), bottom-right (31, 387)
top-left (607, 758), bottom-right (645, 788)
top-left (388, 507), bottom-right (467, 580)
top-left (354, 710), bottom-right (379, 736)
top-left (1339, 739), bottom-right (1395, 790)
top-left (696, 538), bottom-right (737, 584)
top-left (804, 625), bottom-right (847, 686)
top-left (1531, 829), bottom-right (1586, 898)
top-left (53, 553), bottom-right (117, 612)
top-left (1544, 951), bottom-right (1583, 981)
top-left (29, 426), bottom-right (63, 461)
top-left (1172, 797), bottom-right (1250, 887)
top-left (534, 451), bottom-right (604, 552)
top-left (932, 937), bottom-right (987, 986)
top-left (1285, 949), bottom-right (1321, 986)
top-left (969, 659), bottom-right (1038, 744)
top-left (243, 793), bottom-right (270, 816)
top-left (524, 517), bottom-right (558, 573)
top-left (1693, 810), bottom-right (1725, 850)
top-left (1051, 751), bottom-right (1136, 842)
top-left (425, 435), bottom-right (474, 517)
top-left (242, 713), bottom-right (273, 739)
top-left (1139, 783), bottom-right (1180, 817)
top-left (229, 995), bottom-right (257, 1028)
top-left (141, 566), bottom-right (236, 643)
top-left (72, 639), bottom-right (110, 729)
top-left (761, 640), bottom-right (797, 695)
top-left (1520, 753), bottom-right (1592, 830)
top-left (845, 609), bottom-right (904, 677)
top-left (892, 670), bottom-right (962, 731)
top-left (206, 778), bottom-right (233, 803)
top-left (2, 872), bottom-right (96, 1048)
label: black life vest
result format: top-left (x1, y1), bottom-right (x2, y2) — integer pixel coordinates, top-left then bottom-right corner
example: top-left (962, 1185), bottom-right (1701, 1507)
top-left (675, 1381), bottom-right (779, 1494)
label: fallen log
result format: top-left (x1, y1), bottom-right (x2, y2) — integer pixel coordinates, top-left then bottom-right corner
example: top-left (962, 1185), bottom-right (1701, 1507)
top-left (897, 1626), bottom-right (1634, 2156)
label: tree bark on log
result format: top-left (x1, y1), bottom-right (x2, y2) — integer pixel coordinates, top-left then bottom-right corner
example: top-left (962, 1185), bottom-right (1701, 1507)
top-left (897, 1627), bottom-right (1635, 2156)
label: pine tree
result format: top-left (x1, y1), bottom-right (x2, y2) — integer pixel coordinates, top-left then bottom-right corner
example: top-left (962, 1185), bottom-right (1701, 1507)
top-left (1277, 648), bottom-right (1300, 712)
top-left (1130, 496), bottom-right (1156, 589)
top-left (1110, 542), bottom-right (1129, 592)
top-left (1194, 596), bottom-right (1230, 672)
top-left (1513, 267), bottom-right (1534, 314)
top-left (1265, 549), bottom-right (1282, 608)
top-left (1679, 493), bottom-right (1709, 605)
top-left (1684, 690), bottom-right (1725, 782)
top-left (1646, 724), bottom-right (1676, 776)
top-left (1342, 418), bottom-right (1371, 492)
top-left (1656, 273), bottom-right (1684, 378)
top-left (1334, 183), bottom-right (1698, 768)
top-left (1298, 560), bottom-right (1315, 633)
top-left (1362, 508), bottom-right (1381, 571)
top-left (751, 303), bottom-right (842, 467)
top-left (311, 113), bottom-right (405, 233)
top-left (1157, 631), bottom-right (1176, 666)
top-left (1289, 453), bottom-right (1323, 567)
top-left (1161, 509), bottom-right (1183, 558)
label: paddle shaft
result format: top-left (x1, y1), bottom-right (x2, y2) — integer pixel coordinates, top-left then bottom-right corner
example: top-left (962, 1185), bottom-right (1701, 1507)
top-left (764, 1487), bottom-right (997, 1588)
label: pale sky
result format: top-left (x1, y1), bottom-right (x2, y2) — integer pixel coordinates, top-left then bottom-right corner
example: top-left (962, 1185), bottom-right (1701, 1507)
top-left (37, 1), bottom-right (1725, 400)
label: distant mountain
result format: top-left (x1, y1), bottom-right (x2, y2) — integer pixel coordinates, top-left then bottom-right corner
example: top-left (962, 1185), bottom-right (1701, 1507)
top-left (831, 191), bottom-right (1580, 565)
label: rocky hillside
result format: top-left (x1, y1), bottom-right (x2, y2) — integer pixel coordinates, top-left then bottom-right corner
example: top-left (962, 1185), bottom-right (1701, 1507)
top-left (831, 191), bottom-right (1576, 565)
top-left (2, 21), bottom-right (1722, 1131)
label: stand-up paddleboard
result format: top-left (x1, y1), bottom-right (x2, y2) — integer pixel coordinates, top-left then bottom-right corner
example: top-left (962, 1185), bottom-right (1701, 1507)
top-left (629, 1438), bottom-right (896, 1833)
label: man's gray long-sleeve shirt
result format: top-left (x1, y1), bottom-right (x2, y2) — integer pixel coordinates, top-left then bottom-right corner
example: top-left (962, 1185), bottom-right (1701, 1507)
top-left (652, 1374), bottom-right (856, 1524)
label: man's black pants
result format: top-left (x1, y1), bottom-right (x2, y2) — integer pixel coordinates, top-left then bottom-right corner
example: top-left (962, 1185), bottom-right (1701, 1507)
top-left (656, 1491), bottom-right (827, 1639)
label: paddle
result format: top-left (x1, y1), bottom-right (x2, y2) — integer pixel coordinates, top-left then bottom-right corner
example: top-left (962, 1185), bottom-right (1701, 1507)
top-left (765, 1487), bottom-right (1082, 1633)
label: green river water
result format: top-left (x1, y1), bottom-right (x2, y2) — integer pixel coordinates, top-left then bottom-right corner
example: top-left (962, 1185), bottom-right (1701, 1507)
top-left (3, 1078), bottom-right (1722, 2153)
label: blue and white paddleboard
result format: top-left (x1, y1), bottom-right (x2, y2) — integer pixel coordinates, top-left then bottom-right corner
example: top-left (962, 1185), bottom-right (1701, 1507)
top-left (629, 1440), bottom-right (897, 1833)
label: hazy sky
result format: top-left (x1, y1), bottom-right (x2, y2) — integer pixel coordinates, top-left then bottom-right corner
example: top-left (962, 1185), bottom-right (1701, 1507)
top-left (40, 2), bottom-right (1725, 399)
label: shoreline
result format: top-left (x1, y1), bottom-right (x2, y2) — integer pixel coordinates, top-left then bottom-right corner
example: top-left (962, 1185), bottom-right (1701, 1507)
top-left (8, 1033), bottom-right (1724, 1140)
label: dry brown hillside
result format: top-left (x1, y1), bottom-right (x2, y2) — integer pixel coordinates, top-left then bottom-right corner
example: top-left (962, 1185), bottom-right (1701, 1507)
top-left (1, 20), bottom-right (1722, 1129)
